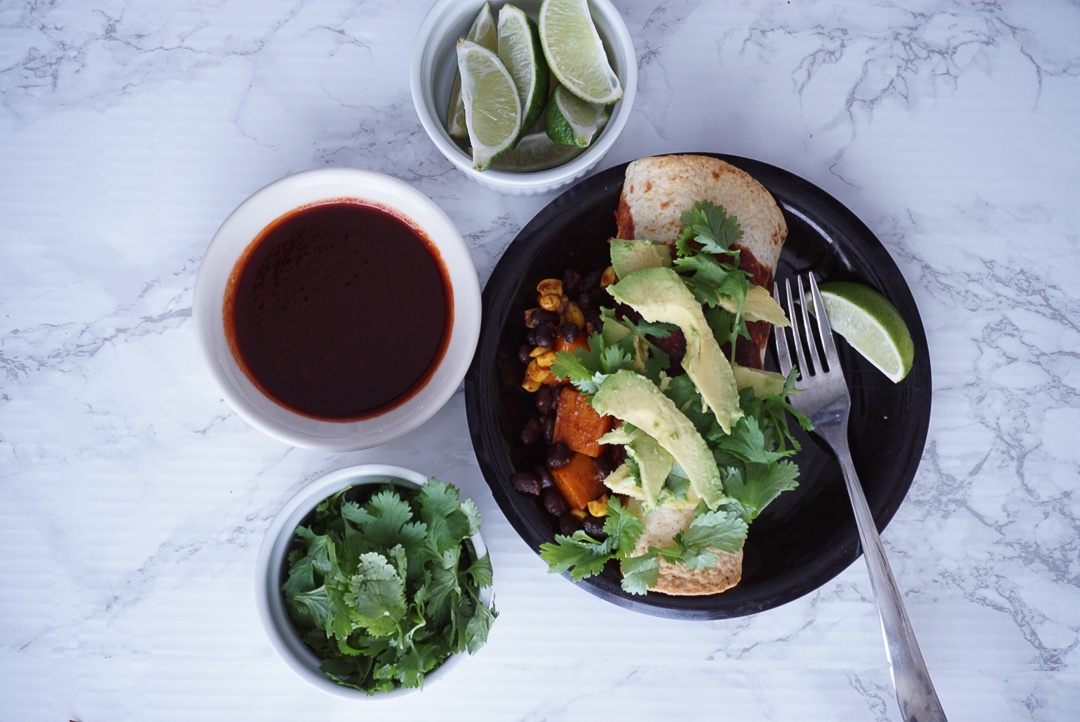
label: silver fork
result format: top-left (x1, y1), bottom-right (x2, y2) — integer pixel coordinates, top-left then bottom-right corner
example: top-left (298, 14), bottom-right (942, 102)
top-left (773, 274), bottom-right (947, 722)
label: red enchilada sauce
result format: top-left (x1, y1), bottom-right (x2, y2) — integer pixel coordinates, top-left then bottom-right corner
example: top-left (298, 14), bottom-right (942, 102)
top-left (224, 200), bottom-right (452, 421)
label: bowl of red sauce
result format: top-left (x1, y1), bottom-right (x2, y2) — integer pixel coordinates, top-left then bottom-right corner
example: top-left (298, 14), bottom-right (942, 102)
top-left (194, 168), bottom-right (481, 450)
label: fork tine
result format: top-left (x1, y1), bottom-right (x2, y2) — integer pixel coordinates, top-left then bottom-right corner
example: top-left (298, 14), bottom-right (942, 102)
top-left (807, 273), bottom-right (840, 369)
top-left (796, 275), bottom-right (822, 375)
top-left (784, 278), bottom-right (810, 378)
top-left (772, 284), bottom-right (793, 376)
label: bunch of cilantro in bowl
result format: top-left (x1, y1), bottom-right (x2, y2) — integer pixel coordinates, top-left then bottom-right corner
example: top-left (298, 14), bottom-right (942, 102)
top-left (280, 476), bottom-right (496, 695)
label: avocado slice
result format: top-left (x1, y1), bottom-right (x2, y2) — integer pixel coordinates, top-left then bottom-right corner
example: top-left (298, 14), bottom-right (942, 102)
top-left (601, 462), bottom-right (644, 500)
top-left (626, 435), bottom-right (674, 508)
top-left (732, 364), bottom-right (787, 398)
top-left (610, 239), bottom-right (672, 280)
top-left (607, 266), bottom-right (743, 434)
top-left (592, 370), bottom-right (727, 509)
top-left (714, 284), bottom-right (789, 326)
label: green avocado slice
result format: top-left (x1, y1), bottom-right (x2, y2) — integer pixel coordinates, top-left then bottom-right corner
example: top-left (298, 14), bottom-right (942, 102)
top-left (607, 266), bottom-right (743, 434)
top-left (591, 369), bottom-right (727, 509)
top-left (610, 239), bottom-right (672, 280)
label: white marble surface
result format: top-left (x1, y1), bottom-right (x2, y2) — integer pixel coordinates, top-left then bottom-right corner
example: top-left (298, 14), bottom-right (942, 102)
top-left (1, 0), bottom-right (1078, 720)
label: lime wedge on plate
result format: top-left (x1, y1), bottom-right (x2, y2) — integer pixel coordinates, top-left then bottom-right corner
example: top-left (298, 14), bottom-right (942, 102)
top-left (456, 39), bottom-right (523, 170)
top-left (816, 281), bottom-right (915, 383)
top-left (538, 0), bottom-right (623, 105)
top-left (447, 3), bottom-right (498, 140)
top-left (497, 4), bottom-right (551, 137)
top-left (491, 129), bottom-right (586, 171)
top-left (545, 83), bottom-right (609, 147)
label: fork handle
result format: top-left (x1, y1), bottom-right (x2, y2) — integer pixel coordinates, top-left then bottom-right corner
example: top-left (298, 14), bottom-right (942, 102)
top-left (834, 451), bottom-right (948, 722)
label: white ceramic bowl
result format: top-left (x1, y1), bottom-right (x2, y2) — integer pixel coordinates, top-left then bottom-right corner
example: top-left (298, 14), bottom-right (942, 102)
top-left (194, 168), bottom-right (481, 451)
top-left (410, 0), bottom-right (637, 195)
top-left (255, 464), bottom-right (494, 699)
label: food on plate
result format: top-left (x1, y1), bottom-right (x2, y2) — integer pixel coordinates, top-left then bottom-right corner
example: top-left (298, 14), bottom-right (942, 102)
top-left (281, 477), bottom-right (496, 694)
top-left (816, 280), bottom-right (915, 383)
top-left (617, 154), bottom-right (788, 370)
top-left (512, 154), bottom-right (811, 596)
top-left (224, 201), bottom-right (450, 420)
top-left (448, 0), bottom-right (621, 171)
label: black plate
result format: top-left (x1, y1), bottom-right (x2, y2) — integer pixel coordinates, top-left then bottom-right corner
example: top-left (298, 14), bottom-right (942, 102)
top-left (465, 154), bottom-right (931, 619)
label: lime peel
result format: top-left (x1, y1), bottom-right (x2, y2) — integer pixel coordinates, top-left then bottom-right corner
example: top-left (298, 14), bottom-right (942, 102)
top-left (539, 0), bottom-right (623, 105)
top-left (447, 3), bottom-right (498, 140)
top-left (816, 281), bottom-right (915, 383)
top-left (456, 38), bottom-right (523, 170)
top-left (497, 4), bottom-right (551, 140)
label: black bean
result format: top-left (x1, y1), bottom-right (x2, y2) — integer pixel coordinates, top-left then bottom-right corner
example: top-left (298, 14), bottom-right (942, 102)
top-left (525, 308), bottom-right (559, 328)
top-left (518, 343), bottom-right (532, 365)
top-left (542, 415), bottom-right (555, 443)
top-left (535, 384), bottom-right (557, 415)
top-left (559, 322), bottom-right (579, 344)
top-left (594, 454), bottom-right (614, 478)
top-left (576, 292), bottom-right (592, 313)
top-left (547, 442), bottom-right (571, 469)
top-left (510, 470), bottom-right (542, 496)
top-left (559, 513), bottom-right (583, 535)
top-left (609, 443), bottom-right (627, 467)
top-left (520, 416), bottom-right (543, 445)
top-left (582, 269), bottom-right (602, 290)
top-left (583, 515), bottom-right (607, 539)
top-left (542, 487), bottom-right (570, 517)
top-left (532, 324), bottom-right (555, 349)
top-left (533, 465), bottom-right (555, 489)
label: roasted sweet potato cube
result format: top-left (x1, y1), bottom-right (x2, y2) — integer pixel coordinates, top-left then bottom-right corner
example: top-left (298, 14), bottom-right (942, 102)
top-left (550, 452), bottom-right (607, 511)
top-left (552, 387), bottom-right (611, 457)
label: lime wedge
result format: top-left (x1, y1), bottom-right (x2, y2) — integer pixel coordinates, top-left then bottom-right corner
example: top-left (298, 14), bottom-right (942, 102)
top-left (490, 129), bottom-right (586, 171)
top-left (456, 38), bottom-right (523, 170)
top-left (447, 3), bottom-right (498, 140)
top-left (497, 4), bottom-right (551, 138)
top-left (816, 281), bottom-right (916, 383)
top-left (545, 83), bottom-right (609, 147)
top-left (538, 0), bottom-right (623, 105)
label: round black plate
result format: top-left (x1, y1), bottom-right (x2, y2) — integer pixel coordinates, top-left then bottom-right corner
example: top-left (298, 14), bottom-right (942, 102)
top-left (465, 154), bottom-right (931, 619)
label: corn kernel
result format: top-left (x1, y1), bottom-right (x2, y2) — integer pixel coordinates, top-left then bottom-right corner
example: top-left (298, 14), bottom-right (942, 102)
top-left (538, 293), bottom-right (563, 312)
top-left (534, 351), bottom-right (558, 368)
top-left (587, 495), bottom-right (609, 517)
top-left (570, 508), bottom-right (587, 520)
top-left (521, 376), bottom-right (542, 392)
top-left (600, 266), bottom-right (617, 288)
top-left (537, 278), bottom-right (563, 297)
top-left (529, 346), bottom-right (550, 358)
top-left (562, 301), bottom-right (585, 329)
top-left (526, 359), bottom-right (549, 382)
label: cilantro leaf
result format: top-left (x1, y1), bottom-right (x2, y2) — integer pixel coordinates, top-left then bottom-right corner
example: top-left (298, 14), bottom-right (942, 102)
top-left (717, 415), bottom-right (794, 464)
top-left (604, 497), bottom-right (646, 551)
top-left (347, 552), bottom-right (407, 637)
top-left (619, 554), bottom-right (660, 595)
top-left (676, 200), bottom-right (744, 256)
top-left (539, 530), bottom-right (614, 581)
top-left (724, 460), bottom-right (800, 521)
top-left (674, 508), bottom-right (748, 557)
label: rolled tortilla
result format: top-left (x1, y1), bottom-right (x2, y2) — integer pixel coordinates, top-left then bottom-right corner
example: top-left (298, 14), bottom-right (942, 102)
top-left (614, 155), bottom-right (787, 596)
top-left (615, 154), bottom-right (788, 369)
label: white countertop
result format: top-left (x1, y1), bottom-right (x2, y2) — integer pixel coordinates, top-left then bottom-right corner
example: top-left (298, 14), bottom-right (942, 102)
top-left (2, 1), bottom-right (1078, 720)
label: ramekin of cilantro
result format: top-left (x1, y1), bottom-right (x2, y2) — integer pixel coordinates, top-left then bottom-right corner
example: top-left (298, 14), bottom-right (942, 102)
top-left (255, 464), bottom-right (496, 697)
